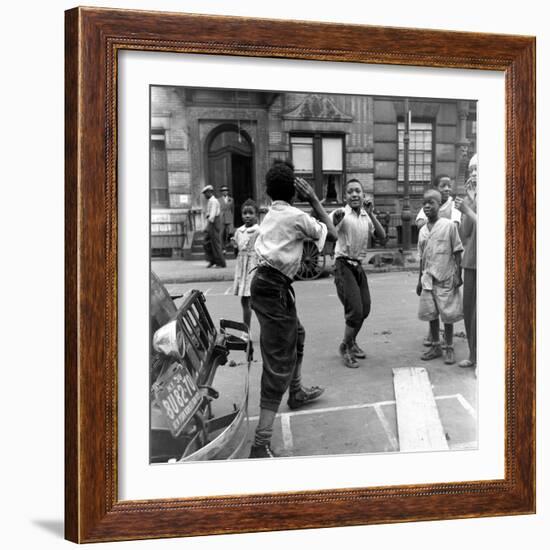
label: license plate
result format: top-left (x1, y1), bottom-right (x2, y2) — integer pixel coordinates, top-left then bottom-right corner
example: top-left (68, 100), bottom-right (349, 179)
top-left (155, 363), bottom-right (202, 437)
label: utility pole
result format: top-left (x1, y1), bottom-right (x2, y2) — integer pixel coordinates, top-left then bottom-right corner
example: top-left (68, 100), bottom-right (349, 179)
top-left (401, 99), bottom-right (412, 250)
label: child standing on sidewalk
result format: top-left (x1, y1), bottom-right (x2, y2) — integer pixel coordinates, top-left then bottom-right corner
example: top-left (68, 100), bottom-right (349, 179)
top-left (231, 199), bottom-right (260, 329)
top-left (416, 189), bottom-right (464, 365)
top-left (455, 154), bottom-right (478, 374)
top-left (248, 160), bottom-right (337, 459)
top-left (331, 179), bottom-right (386, 368)
top-left (416, 174), bottom-right (461, 347)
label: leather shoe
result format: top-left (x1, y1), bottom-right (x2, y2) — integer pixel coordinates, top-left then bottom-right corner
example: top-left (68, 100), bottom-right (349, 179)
top-left (444, 346), bottom-right (455, 365)
top-left (249, 444), bottom-right (278, 459)
top-left (339, 342), bottom-right (359, 368)
top-left (287, 385), bottom-right (325, 410)
top-left (421, 344), bottom-right (443, 361)
top-left (351, 342), bottom-right (366, 359)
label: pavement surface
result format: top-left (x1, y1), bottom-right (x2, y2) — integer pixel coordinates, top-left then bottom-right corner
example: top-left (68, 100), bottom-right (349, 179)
top-left (166, 272), bottom-right (477, 461)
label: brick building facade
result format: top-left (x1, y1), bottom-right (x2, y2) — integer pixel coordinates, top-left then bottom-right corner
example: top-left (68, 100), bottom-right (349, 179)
top-left (150, 86), bottom-right (476, 256)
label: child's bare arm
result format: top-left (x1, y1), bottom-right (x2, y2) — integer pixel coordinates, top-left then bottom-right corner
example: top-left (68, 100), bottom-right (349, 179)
top-left (365, 203), bottom-right (387, 242)
top-left (453, 251), bottom-right (463, 288)
top-left (455, 197), bottom-right (477, 223)
top-left (416, 259), bottom-right (423, 296)
top-left (295, 177), bottom-right (338, 242)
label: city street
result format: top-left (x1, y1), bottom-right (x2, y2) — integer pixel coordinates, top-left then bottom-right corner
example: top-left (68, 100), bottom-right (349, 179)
top-left (167, 271), bottom-right (477, 459)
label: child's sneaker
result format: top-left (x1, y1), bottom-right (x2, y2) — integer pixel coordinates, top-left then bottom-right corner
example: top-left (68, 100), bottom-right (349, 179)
top-left (287, 386), bottom-right (325, 410)
top-left (444, 346), bottom-right (455, 365)
top-left (249, 444), bottom-right (278, 459)
top-left (421, 343), bottom-right (443, 361)
top-left (339, 342), bottom-right (359, 368)
top-left (351, 341), bottom-right (366, 359)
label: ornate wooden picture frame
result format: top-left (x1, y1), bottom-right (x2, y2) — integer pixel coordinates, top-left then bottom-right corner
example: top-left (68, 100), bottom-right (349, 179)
top-left (65, 6), bottom-right (535, 543)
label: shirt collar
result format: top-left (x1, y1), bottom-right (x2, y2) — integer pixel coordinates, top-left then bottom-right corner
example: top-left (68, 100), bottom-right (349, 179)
top-left (344, 204), bottom-right (367, 216)
top-left (270, 200), bottom-right (292, 208)
top-left (426, 217), bottom-right (442, 230)
top-left (239, 223), bottom-right (258, 232)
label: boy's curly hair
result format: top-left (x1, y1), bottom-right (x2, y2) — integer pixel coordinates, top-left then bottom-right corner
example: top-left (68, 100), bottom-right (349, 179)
top-left (241, 198), bottom-right (259, 215)
top-left (265, 159), bottom-right (295, 202)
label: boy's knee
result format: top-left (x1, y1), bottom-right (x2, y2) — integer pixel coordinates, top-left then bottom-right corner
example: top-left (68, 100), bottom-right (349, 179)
top-left (345, 301), bottom-right (365, 327)
top-left (345, 317), bottom-right (362, 329)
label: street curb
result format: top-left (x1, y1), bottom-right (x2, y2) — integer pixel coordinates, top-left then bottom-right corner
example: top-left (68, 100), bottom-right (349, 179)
top-left (159, 265), bottom-right (420, 284)
top-left (161, 274), bottom-right (235, 284)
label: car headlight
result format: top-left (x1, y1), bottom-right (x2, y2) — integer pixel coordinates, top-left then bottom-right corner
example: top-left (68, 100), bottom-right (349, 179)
top-left (153, 320), bottom-right (185, 360)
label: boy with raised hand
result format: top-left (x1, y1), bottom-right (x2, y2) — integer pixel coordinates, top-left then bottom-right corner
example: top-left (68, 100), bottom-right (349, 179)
top-left (455, 153), bottom-right (478, 374)
top-left (331, 179), bottom-right (386, 368)
top-left (416, 189), bottom-right (464, 365)
top-left (249, 160), bottom-right (337, 459)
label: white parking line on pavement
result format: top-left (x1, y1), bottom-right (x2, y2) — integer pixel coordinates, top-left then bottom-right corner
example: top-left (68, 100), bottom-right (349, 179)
top-left (203, 288), bottom-right (211, 296)
top-left (455, 393), bottom-right (477, 419)
top-left (248, 400), bottom-right (395, 422)
top-left (224, 286), bottom-right (233, 295)
top-left (280, 414), bottom-right (294, 451)
top-left (373, 404), bottom-right (399, 451)
top-left (247, 394), bottom-right (476, 454)
top-left (248, 394), bottom-right (475, 421)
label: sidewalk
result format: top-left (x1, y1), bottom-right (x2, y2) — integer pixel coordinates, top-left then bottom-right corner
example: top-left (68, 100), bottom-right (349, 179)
top-left (152, 253), bottom-right (420, 284)
top-left (153, 258), bottom-right (239, 284)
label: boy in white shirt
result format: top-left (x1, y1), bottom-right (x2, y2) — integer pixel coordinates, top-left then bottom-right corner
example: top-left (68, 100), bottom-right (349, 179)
top-left (416, 175), bottom-right (460, 346)
top-left (331, 180), bottom-right (386, 368)
top-left (249, 160), bottom-right (337, 459)
top-left (416, 189), bottom-right (464, 365)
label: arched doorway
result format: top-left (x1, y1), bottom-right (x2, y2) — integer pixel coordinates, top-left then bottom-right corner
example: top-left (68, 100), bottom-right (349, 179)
top-left (206, 125), bottom-right (254, 227)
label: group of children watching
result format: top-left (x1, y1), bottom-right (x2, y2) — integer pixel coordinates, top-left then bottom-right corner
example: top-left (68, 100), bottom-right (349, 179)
top-left (226, 157), bottom-right (478, 459)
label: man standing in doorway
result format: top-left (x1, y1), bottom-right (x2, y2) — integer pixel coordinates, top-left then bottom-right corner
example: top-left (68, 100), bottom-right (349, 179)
top-left (219, 185), bottom-right (235, 252)
top-left (201, 185), bottom-right (226, 268)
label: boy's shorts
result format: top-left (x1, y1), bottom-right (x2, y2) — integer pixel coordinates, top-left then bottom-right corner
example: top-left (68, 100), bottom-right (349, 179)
top-left (418, 278), bottom-right (463, 324)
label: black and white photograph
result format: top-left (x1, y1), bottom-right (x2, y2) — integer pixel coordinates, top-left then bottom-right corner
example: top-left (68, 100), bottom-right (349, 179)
top-left (149, 86), bottom-right (478, 463)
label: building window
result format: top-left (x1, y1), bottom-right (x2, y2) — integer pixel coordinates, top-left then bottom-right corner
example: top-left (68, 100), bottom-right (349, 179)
top-left (290, 133), bottom-right (344, 203)
top-left (151, 129), bottom-right (169, 208)
top-left (397, 121), bottom-right (433, 195)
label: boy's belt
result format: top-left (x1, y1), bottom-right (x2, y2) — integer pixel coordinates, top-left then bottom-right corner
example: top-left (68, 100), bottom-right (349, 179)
top-left (336, 256), bottom-right (362, 267)
top-left (255, 264), bottom-right (293, 287)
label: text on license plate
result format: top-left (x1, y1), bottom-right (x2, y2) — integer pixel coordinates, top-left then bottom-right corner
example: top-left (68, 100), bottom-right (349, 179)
top-left (158, 365), bottom-right (202, 436)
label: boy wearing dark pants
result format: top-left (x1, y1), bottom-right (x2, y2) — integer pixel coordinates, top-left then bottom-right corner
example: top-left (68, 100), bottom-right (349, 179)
top-left (332, 180), bottom-right (386, 368)
top-left (416, 189), bottom-right (464, 365)
top-left (249, 160), bottom-right (337, 459)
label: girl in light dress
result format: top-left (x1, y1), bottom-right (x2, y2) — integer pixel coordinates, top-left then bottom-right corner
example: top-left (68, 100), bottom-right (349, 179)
top-left (231, 199), bottom-right (260, 328)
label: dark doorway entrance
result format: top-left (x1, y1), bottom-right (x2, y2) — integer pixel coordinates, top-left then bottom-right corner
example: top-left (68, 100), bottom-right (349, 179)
top-left (231, 154), bottom-right (253, 226)
top-left (207, 127), bottom-right (254, 227)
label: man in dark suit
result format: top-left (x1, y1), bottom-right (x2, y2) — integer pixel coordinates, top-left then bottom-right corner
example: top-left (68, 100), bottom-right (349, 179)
top-left (219, 185), bottom-right (235, 252)
top-left (202, 185), bottom-right (226, 268)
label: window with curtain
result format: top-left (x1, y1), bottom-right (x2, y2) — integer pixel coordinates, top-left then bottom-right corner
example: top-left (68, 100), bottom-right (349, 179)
top-left (290, 133), bottom-right (344, 203)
